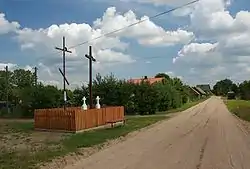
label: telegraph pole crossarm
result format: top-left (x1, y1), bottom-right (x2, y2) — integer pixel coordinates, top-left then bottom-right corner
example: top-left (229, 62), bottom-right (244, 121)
top-left (85, 46), bottom-right (96, 109)
top-left (58, 68), bottom-right (70, 86)
top-left (55, 36), bottom-right (72, 110)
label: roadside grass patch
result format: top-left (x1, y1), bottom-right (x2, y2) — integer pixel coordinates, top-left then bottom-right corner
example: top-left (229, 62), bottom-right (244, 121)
top-left (157, 98), bottom-right (208, 115)
top-left (0, 116), bottom-right (167, 169)
top-left (225, 100), bottom-right (250, 122)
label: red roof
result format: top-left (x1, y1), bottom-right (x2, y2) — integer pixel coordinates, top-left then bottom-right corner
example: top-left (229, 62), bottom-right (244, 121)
top-left (127, 77), bottom-right (164, 85)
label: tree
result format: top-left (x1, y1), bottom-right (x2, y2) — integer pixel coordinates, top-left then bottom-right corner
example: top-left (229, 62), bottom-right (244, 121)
top-left (92, 73), bottom-right (121, 106)
top-left (72, 87), bottom-right (88, 106)
top-left (134, 81), bottom-right (158, 115)
top-left (17, 84), bottom-right (62, 117)
top-left (155, 73), bottom-right (170, 80)
top-left (11, 69), bottom-right (35, 88)
top-left (0, 68), bottom-right (202, 118)
top-left (239, 81), bottom-right (250, 100)
top-left (231, 83), bottom-right (238, 94)
top-left (154, 82), bottom-right (172, 111)
top-left (213, 79), bottom-right (235, 96)
top-left (0, 70), bottom-right (7, 101)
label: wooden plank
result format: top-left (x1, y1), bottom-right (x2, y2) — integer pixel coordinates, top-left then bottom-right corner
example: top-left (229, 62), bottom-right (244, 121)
top-left (34, 106), bottom-right (125, 132)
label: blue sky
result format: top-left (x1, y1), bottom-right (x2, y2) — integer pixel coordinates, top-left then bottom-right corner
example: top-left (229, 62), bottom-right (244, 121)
top-left (0, 0), bottom-right (250, 88)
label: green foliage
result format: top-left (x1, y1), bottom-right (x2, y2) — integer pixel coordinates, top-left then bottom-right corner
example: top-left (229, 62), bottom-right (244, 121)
top-left (0, 69), bottom-right (65, 117)
top-left (225, 100), bottom-right (250, 122)
top-left (134, 81), bottom-right (159, 115)
top-left (154, 83), bottom-right (172, 111)
top-left (155, 73), bottom-right (170, 80)
top-left (0, 69), bottom-right (202, 118)
top-left (88, 73), bottom-right (198, 115)
top-left (213, 79), bottom-right (237, 96)
top-left (213, 79), bottom-right (250, 100)
top-left (238, 80), bottom-right (250, 100)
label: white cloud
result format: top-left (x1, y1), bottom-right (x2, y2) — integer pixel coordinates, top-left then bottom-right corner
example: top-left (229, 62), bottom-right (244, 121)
top-left (96, 49), bottom-right (134, 63)
top-left (4, 0), bottom-right (250, 86)
top-left (38, 79), bottom-right (60, 87)
top-left (174, 40), bottom-right (250, 85)
top-left (23, 65), bottom-right (33, 71)
top-left (0, 13), bottom-right (20, 35)
top-left (170, 0), bottom-right (250, 85)
top-left (0, 63), bottom-right (17, 70)
top-left (120, 0), bottom-right (250, 86)
top-left (165, 71), bottom-right (183, 79)
top-left (93, 7), bottom-right (194, 46)
top-left (0, 63), bottom-right (35, 74)
top-left (15, 13), bottom-right (135, 86)
top-left (124, 0), bottom-right (196, 6)
top-left (13, 6), bottom-right (193, 86)
top-left (165, 71), bottom-right (175, 77)
top-left (173, 43), bottom-right (218, 64)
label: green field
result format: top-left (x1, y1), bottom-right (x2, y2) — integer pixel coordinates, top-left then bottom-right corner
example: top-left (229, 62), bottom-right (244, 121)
top-left (157, 98), bottom-right (207, 115)
top-left (0, 116), bottom-right (167, 169)
top-left (225, 100), bottom-right (250, 122)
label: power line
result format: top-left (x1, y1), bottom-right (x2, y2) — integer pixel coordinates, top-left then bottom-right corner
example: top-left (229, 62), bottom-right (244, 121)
top-left (91, 36), bottom-right (196, 65)
top-left (36, 0), bottom-right (199, 60)
top-left (68, 0), bottom-right (199, 49)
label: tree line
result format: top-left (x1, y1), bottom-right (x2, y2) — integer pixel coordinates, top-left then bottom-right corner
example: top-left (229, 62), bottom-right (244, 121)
top-left (213, 79), bottom-right (250, 100)
top-left (0, 69), bottom-right (202, 118)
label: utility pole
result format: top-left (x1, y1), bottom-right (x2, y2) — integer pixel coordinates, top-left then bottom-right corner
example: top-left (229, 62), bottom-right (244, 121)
top-left (34, 67), bottom-right (38, 86)
top-left (55, 36), bottom-right (72, 110)
top-left (5, 66), bottom-right (9, 114)
top-left (85, 46), bottom-right (96, 109)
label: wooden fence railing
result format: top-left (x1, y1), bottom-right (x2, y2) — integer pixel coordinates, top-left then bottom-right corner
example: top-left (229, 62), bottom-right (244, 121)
top-left (34, 106), bottom-right (124, 132)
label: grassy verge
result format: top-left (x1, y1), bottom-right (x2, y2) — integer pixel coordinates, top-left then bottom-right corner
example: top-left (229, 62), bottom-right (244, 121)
top-left (157, 98), bottom-right (208, 115)
top-left (0, 116), bottom-right (167, 169)
top-left (225, 100), bottom-right (250, 122)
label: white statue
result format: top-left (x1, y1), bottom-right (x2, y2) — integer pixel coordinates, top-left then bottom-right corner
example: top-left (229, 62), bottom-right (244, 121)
top-left (96, 96), bottom-right (101, 109)
top-left (64, 91), bottom-right (67, 102)
top-left (82, 96), bottom-right (87, 110)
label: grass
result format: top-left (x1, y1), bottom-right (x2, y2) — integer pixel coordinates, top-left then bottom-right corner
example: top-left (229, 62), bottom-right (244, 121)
top-left (157, 98), bottom-right (208, 115)
top-left (225, 99), bottom-right (250, 122)
top-left (5, 122), bottom-right (34, 133)
top-left (0, 98), bottom-right (208, 169)
top-left (63, 116), bottom-right (166, 150)
top-left (0, 116), bottom-right (167, 169)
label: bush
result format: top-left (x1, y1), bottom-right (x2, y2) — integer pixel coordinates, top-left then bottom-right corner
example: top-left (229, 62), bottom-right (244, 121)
top-left (89, 73), bottom-right (197, 115)
top-left (154, 83), bottom-right (172, 112)
top-left (0, 69), bottom-right (201, 118)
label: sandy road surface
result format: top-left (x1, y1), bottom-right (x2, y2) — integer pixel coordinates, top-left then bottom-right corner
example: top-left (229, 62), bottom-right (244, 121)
top-left (65, 97), bottom-right (250, 169)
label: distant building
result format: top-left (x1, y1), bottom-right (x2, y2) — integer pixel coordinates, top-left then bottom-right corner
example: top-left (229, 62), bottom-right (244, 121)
top-left (190, 87), bottom-right (200, 96)
top-left (188, 87), bottom-right (201, 101)
top-left (227, 91), bottom-right (236, 100)
top-left (127, 76), bottom-right (164, 85)
top-left (196, 84), bottom-right (212, 95)
top-left (193, 86), bottom-right (206, 96)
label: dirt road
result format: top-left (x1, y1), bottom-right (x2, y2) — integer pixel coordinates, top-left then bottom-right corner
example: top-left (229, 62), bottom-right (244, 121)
top-left (65, 97), bottom-right (250, 169)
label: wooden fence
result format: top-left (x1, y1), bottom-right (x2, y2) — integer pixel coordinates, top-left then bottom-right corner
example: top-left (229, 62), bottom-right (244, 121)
top-left (34, 106), bottom-right (124, 132)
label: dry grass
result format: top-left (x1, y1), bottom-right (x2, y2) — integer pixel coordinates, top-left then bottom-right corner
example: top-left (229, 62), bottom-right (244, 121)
top-left (0, 120), bottom-right (69, 169)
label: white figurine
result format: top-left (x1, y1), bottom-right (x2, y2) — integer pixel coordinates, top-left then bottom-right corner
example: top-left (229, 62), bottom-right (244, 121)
top-left (82, 96), bottom-right (87, 110)
top-left (96, 96), bottom-right (101, 109)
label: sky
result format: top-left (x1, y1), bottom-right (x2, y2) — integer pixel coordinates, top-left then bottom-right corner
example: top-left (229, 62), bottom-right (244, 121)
top-left (0, 0), bottom-right (250, 89)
